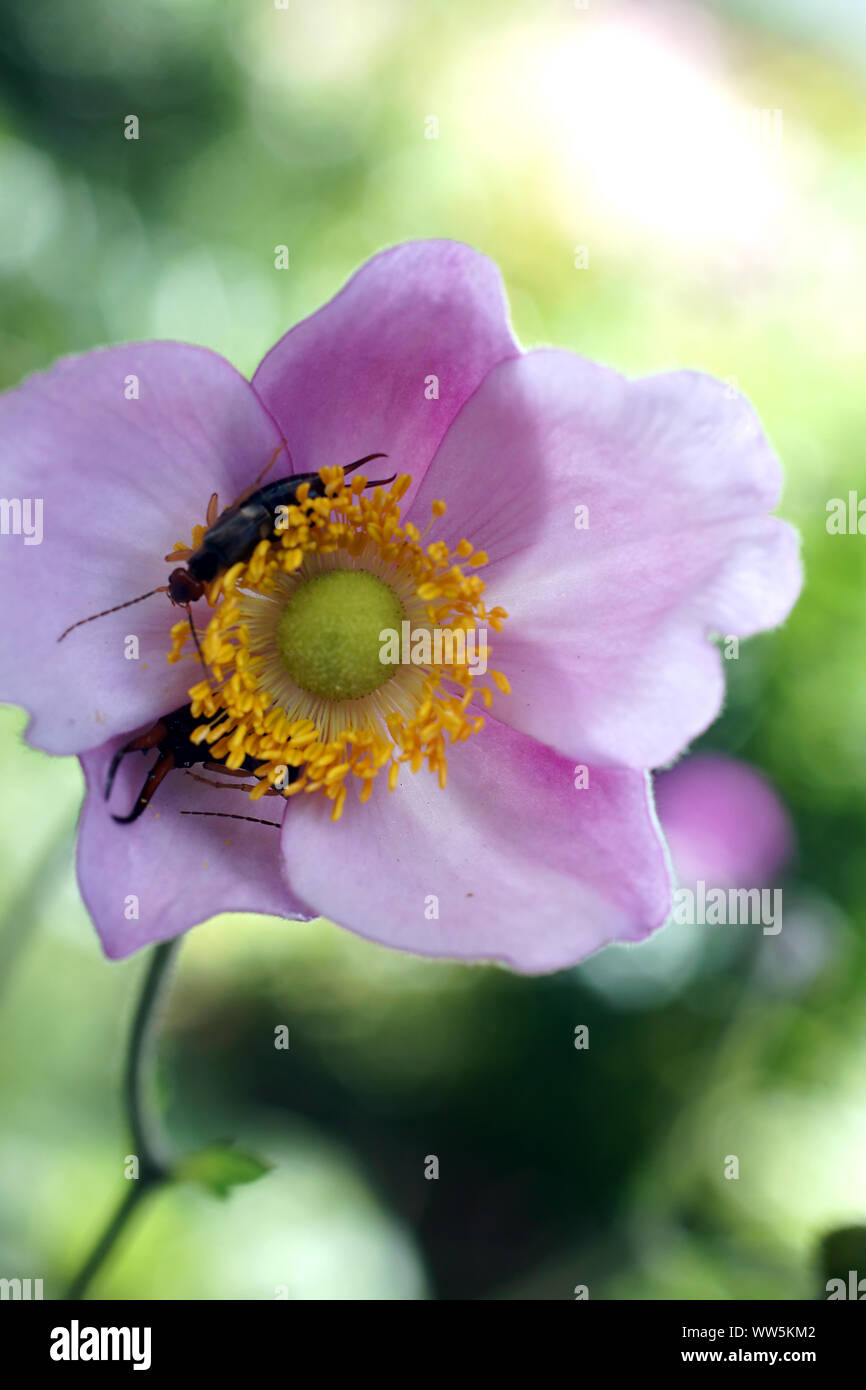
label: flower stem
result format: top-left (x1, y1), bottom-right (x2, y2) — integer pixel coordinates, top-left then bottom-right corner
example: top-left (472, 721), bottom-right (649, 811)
top-left (65, 1181), bottom-right (153, 1302)
top-left (66, 939), bottom-right (179, 1299)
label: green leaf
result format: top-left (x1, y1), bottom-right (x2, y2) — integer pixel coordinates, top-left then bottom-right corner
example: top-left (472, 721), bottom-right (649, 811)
top-left (175, 1143), bottom-right (272, 1199)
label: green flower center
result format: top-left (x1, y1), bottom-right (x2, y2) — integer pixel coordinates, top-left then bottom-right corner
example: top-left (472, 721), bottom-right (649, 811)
top-left (276, 568), bottom-right (404, 702)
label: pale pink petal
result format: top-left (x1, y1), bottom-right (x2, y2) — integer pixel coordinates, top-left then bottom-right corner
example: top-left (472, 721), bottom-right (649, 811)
top-left (78, 728), bottom-right (311, 959)
top-left (655, 752), bottom-right (794, 888)
top-left (408, 351), bottom-right (801, 769)
top-left (253, 240), bottom-right (518, 506)
top-left (0, 342), bottom-right (285, 754)
top-left (281, 716), bottom-right (672, 975)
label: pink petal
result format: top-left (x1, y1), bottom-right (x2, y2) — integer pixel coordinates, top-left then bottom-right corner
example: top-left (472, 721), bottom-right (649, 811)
top-left (409, 351), bottom-right (801, 769)
top-left (654, 752), bottom-right (794, 889)
top-left (0, 343), bottom-right (285, 755)
top-left (252, 240), bottom-right (518, 506)
top-left (281, 716), bottom-right (672, 975)
top-left (78, 728), bottom-right (311, 959)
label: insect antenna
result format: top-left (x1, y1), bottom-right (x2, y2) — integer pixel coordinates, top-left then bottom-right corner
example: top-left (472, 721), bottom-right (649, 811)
top-left (180, 810), bottom-right (281, 828)
top-left (58, 586), bottom-right (169, 643)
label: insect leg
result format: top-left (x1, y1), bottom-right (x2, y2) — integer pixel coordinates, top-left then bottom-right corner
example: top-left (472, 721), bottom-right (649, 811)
top-left (184, 605), bottom-right (205, 664)
top-left (229, 442), bottom-right (290, 509)
top-left (183, 770), bottom-right (251, 792)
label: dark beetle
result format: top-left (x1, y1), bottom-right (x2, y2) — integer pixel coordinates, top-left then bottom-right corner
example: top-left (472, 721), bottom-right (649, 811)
top-left (164, 452), bottom-right (389, 605)
top-left (105, 703), bottom-right (297, 824)
top-left (58, 452), bottom-right (391, 641)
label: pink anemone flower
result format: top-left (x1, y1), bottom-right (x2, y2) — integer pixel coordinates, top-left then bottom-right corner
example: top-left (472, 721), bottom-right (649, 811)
top-left (654, 752), bottom-right (795, 891)
top-left (0, 240), bottom-right (801, 972)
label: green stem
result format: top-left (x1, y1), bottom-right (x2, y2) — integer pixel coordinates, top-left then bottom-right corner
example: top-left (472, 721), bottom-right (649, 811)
top-left (125, 940), bottom-right (178, 1180)
top-left (66, 939), bottom-right (179, 1299)
top-left (65, 1180), bottom-right (154, 1302)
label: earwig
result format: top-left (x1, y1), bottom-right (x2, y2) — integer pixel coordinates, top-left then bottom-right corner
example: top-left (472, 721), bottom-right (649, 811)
top-left (105, 703), bottom-right (297, 824)
top-left (58, 450), bottom-right (394, 644)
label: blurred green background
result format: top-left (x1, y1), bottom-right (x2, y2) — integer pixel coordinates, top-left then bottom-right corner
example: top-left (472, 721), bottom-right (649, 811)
top-left (1, 0), bottom-right (865, 1300)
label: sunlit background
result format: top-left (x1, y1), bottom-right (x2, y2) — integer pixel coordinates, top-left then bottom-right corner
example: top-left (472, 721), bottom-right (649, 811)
top-left (1, 0), bottom-right (865, 1299)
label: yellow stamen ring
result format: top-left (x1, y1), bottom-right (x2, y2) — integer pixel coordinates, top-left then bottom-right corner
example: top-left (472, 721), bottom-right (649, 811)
top-left (166, 466), bottom-right (510, 821)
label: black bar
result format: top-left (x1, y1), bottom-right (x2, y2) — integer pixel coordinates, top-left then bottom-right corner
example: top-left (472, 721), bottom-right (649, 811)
top-left (3, 1298), bottom-right (862, 1375)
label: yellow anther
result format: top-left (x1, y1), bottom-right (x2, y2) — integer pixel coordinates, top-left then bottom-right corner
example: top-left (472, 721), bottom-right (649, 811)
top-left (165, 463), bottom-right (508, 817)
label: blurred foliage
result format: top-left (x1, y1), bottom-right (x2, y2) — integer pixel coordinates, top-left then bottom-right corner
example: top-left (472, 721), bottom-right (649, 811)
top-left (1, 0), bottom-right (865, 1299)
top-left (175, 1143), bottom-right (272, 1200)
